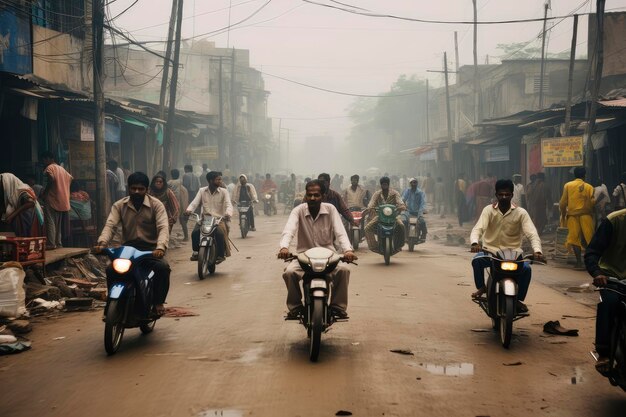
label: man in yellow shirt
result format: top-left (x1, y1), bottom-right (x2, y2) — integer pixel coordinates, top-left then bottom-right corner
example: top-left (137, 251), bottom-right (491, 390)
top-left (559, 167), bottom-right (595, 269)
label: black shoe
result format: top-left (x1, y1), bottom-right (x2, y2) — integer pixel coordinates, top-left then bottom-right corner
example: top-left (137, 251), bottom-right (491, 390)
top-left (250, 227), bottom-right (256, 231)
top-left (190, 251), bottom-right (198, 261)
top-left (285, 305), bottom-right (304, 320)
top-left (330, 306), bottom-right (349, 319)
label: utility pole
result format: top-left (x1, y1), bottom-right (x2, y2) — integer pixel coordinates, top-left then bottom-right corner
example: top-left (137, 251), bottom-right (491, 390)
top-left (93, 0), bottom-right (106, 230)
top-left (230, 48), bottom-right (236, 172)
top-left (162, 0), bottom-right (184, 172)
top-left (159, 0), bottom-right (178, 119)
top-left (425, 79), bottom-right (430, 143)
top-left (585, 0), bottom-right (606, 172)
top-left (472, 0), bottom-right (480, 124)
top-left (218, 56), bottom-right (224, 170)
top-left (277, 118), bottom-right (282, 169)
top-left (444, 52), bottom-right (453, 147)
top-left (538, 1), bottom-right (550, 109)
top-left (454, 31), bottom-right (460, 140)
top-left (564, 14), bottom-right (579, 136)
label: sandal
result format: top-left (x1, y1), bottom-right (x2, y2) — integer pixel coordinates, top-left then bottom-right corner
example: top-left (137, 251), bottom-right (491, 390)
top-left (155, 304), bottom-right (166, 316)
top-left (595, 357), bottom-right (611, 376)
top-left (471, 287), bottom-right (487, 299)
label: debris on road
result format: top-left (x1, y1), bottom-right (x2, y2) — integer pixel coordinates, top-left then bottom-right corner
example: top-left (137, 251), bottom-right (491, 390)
top-left (0, 339), bottom-right (31, 355)
top-left (163, 307), bottom-right (199, 317)
top-left (470, 328), bottom-right (490, 333)
top-left (335, 411), bottom-right (353, 416)
top-left (543, 320), bottom-right (579, 336)
top-left (561, 315), bottom-right (594, 319)
top-left (390, 349), bottom-right (414, 355)
top-left (502, 361), bottom-right (523, 366)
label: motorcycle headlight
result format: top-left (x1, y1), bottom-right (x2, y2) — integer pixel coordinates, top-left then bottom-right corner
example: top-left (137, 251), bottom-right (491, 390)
top-left (112, 258), bottom-right (132, 274)
top-left (311, 259), bottom-right (328, 272)
top-left (383, 207), bottom-right (393, 216)
top-left (265, 194), bottom-right (272, 199)
top-left (202, 224), bottom-right (212, 234)
top-left (500, 262), bottom-right (518, 271)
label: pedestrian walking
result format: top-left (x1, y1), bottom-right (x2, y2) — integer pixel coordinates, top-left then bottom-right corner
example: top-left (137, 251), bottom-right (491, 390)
top-left (149, 173), bottom-right (179, 233)
top-left (512, 174), bottom-right (525, 208)
top-left (434, 177), bottom-right (445, 215)
top-left (559, 167), bottom-right (595, 269)
top-left (527, 172), bottom-right (550, 234)
top-left (593, 178), bottom-right (610, 228)
top-left (40, 151), bottom-right (73, 249)
top-left (168, 169), bottom-right (189, 241)
top-left (455, 173), bottom-right (467, 226)
top-left (183, 164), bottom-right (200, 202)
top-left (612, 172), bottom-right (626, 211)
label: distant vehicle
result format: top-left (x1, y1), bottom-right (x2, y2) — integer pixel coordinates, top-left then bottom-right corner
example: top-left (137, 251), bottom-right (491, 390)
top-left (238, 201), bottom-right (251, 238)
top-left (192, 213), bottom-right (223, 279)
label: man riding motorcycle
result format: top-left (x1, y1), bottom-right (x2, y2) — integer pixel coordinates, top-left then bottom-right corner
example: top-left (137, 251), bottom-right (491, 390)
top-left (316, 173), bottom-right (356, 227)
top-left (401, 178), bottom-right (427, 243)
top-left (186, 171), bottom-right (232, 263)
top-left (470, 179), bottom-right (544, 312)
top-left (232, 174), bottom-right (258, 231)
top-left (260, 173), bottom-right (278, 215)
top-left (343, 174), bottom-right (369, 209)
top-left (364, 176), bottom-right (406, 252)
top-left (278, 179), bottom-right (357, 319)
top-left (584, 208), bottom-right (626, 373)
top-left (95, 172), bottom-right (171, 316)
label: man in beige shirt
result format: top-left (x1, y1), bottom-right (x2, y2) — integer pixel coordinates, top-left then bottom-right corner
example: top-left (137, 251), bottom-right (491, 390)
top-left (185, 171), bottom-right (233, 262)
top-left (278, 179), bottom-right (357, 319)
top-left (343, 174), bottom-right (369, 209)
top-left (470, 179), bottom-right (544, 312)
top-left (96, 172), bottom-right (171, 314)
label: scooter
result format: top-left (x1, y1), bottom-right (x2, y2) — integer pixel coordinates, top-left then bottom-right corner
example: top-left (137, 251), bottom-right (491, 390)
top-left (592, 277), bottom-right (626, 391)
top-left (263, 191), bottom-right (275, 216)
top-left (406, 214), bottom-right (426, 252)
top-left (349, 207), bottom-right (365, 250)
top-left (372, 204), bottom-right (401, 265)
top-left (192, 213), bottom-right (223, 279)
top-left (472, 249), bottom-right (537, 348)
top-left (101, 246), bottom-right (160, 355)
top-left (283, 247), bottom-right (354, 362)
top-left (237, 201), bottom-right (251, 238)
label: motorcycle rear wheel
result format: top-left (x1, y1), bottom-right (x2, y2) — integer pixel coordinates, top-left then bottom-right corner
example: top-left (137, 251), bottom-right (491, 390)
top-left (500, 295), bottom-right (514, 348)
top-left (352, 229), bottom-right (360, 250)
top-left (104, 299), bottom-right (125, 355)
top-left (208, 243), bottom-right (217, 274)
top-left (240, 217), bottom-right (248, 239)
top-left (309, 298), bottom-right (324, 362)
top-left (197, 245), bottom-right (209, 280)
top-left (384, 237), bottom-right (391, 265)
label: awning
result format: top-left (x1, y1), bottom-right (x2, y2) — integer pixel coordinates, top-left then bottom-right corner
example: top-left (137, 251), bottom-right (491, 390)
top-left (123, 116), bottom-right (148, 129)
top-left (413, 145), bottom-right (434, 156)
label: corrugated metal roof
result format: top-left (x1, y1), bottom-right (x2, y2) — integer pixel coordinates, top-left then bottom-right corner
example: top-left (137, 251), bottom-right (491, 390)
top-left (599, 98), bottom-right (626, 108)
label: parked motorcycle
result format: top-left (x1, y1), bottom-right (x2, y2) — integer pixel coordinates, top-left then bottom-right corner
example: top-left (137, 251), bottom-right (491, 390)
top-left (100, 246), bottom-right (160, 355)
top-left (406, 214), bottom-right (425, 252)
top-left (192, 213), bottom-right (223, 279)
top-left (349, 207), bottom-right (365, 250)
top-left (238, 201), bottom-right (251, 238)
top-left (592, 277), bottom-right (626, 391)
top-left (472, 249), bottom-right (537, 348)
top-left (283, 247), bottom-right (354, 362)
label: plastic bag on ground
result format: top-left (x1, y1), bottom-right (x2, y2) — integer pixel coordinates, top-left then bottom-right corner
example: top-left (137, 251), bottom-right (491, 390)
top-left (0, 265), bottom-right (26, 318)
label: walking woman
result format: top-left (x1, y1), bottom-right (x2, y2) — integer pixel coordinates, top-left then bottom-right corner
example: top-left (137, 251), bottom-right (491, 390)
top-left (149, 173), bottom-right (180, 232)
top-left (0, 173), bottom-right (45, 237)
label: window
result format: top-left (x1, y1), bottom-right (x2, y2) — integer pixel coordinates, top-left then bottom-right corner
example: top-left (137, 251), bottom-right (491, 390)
top-left (31, 0), bottom-right (85, 38)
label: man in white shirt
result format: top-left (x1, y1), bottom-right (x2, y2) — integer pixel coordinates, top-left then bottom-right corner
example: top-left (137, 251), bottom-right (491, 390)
top-left (185, 171), bottom-right (233, 263)
top-left (469, 179), bottom-right (545, 311)
top-left (511, 174), bottom-right (525, 208)
top-left (278, 179), bottom-right (357, 319)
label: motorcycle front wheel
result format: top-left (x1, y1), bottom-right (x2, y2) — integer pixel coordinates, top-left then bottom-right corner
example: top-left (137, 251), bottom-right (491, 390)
top-left (500, 295), bottom-right (515, 348)
top-left (197, 245), bottom-right (209, 279)
top-left (140, 320), bottom-right (156, 334)
top-left (104, 299), bottom-right (125, 355)
top-left (352, 229), bottom-right (360, 250)
top-left (240, 217), bottom-right (248, 239)
top-left (208, 242), bottom-right (217, 274)
top-left (309, 298), bottom-right (324, 362)
top-left (384, 237), bottom-right (391, 265)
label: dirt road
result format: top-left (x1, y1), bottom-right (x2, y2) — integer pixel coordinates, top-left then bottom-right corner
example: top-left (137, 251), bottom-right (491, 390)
top-left (1, 213), bottom-right (624, 417)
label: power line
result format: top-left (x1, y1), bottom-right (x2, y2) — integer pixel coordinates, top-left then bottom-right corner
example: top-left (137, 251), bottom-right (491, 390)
top-left (109, 0), bottom-right (140, 21)
top-left (300, 0), bottom-right (603, 25)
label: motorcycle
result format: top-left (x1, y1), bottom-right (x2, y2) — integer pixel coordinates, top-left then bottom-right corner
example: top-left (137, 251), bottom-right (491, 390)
top-left (370, 204), bottom-right (402, 265)
top-left (192, 213), bottom-right (223, 279)
top-left (406, 214), bottom-right (425, 252)
top-left (283, 247), bottom-right (354, 362)
top-left (592, 277), bottom-right (626, 391)
top-left (472, 249), bottom-right (537, 348)
top-left (100, 246), bottom-right (160, 355)
top-left (237, 201), bottom-right (251, 238)
top-left (263, 190), bottom-right (275, 216)
top-left (349, 207), bottom-right (365, 250)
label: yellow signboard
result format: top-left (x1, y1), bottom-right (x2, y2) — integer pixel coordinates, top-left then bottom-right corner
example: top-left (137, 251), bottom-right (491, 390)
top-left (188, 146), bottom-right (218, 160)
top-left (68, 141), bottom-right (95, 180)
top-left (541, 136), bottom-right (584, 167)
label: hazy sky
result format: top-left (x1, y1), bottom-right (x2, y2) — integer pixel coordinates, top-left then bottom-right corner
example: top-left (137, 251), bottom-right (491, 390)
top-left (110, 0), bottom-right (626, 148)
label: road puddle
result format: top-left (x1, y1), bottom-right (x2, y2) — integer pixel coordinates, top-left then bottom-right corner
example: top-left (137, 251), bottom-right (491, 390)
top-left (198, 410), bottom-right (244, 417)
top-left (420, 362), bottom-right (474, 376)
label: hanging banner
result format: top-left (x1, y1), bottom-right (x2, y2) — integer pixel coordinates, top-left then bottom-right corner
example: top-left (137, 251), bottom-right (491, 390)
top-left (541, 136), bottom-right (583, 167)
top-left (0, 10), bottom-right (32, 74)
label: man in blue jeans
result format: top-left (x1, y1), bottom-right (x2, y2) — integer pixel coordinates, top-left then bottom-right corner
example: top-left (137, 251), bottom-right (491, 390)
top-left (469, 179), bottom-right (545, 312)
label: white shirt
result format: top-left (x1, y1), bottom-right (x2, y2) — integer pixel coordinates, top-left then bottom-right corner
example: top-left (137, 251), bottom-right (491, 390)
top-left (280, 203), bottom-right (353, 254)
top-left (186, 186), bottom-right (233, 217)
top-left (512, 183), bottom-right (524, 207)
top-left (470, 203), bottom-right (542, 254)
top-left (115, 167), bottom-right (126, 192)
